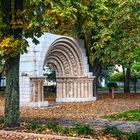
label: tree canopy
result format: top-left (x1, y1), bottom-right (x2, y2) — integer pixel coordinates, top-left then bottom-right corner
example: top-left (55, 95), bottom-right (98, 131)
top-left (0, 0), bottom-right (139, 127)
top-left (93, 0), bottom-right (140, 67)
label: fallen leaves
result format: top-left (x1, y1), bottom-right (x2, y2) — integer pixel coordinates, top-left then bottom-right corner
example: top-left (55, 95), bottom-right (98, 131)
top-left (0, 92), bottom-right (139, 139)
top-left (0, 92), bottom-right (140, 123)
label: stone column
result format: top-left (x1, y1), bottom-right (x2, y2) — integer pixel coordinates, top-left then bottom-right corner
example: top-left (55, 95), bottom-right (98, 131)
top-left (74, 82), bottom-right (77, 98)
top-left (41, 80), bottom-right (44, 101)
top-left (81, 82), bottom-right (84, 98)
top-left (30, 77), bottom-right (48, 107)
top-left (84, 82), bottom-right (88, 98)
top-left (90, 80), bottom-right (93, 97)
top-left (62, 82), bottom-right (65, 98)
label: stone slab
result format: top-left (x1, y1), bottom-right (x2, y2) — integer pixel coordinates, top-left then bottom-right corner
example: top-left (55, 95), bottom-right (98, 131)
top-left (56, 97), bottom-right (97, 102)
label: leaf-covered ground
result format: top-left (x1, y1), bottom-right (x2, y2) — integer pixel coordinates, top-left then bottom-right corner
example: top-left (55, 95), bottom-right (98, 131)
top-left (0, 92), bottom-right (140, 122)
top-left (0, 92), bottom-right (140, 139)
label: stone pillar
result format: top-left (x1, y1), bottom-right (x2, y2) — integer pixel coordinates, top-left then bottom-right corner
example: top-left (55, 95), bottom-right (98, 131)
top-left (74, 82), bottom-right (77, 98)
top-left (30, 77), bottom-right (48, 107)
top-left (62, 82), bottom-right (65, 98)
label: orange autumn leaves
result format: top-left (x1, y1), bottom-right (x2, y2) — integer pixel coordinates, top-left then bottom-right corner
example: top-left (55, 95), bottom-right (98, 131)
top-left (46, 9), bottom-right (64, 25)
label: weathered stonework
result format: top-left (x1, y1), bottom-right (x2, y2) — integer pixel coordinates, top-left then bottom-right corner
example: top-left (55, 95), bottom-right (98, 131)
top-left (20, 33), bottom-right (96, 107)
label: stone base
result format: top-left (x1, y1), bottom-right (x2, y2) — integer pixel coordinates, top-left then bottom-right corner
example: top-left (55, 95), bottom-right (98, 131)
top-left (25, 101), bottom-right (49, 107)
top-left (56, 97), bottom-right (97, 102)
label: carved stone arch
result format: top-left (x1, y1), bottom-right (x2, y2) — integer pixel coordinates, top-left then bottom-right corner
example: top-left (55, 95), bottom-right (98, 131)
top-left (46, 49), bottom-right (74, 76)
top-left (44, 37), bottom-right (84, 77)
top-left (19, 34), bottom-right (96, 108)
top-left (46, 58), bottom-right (64, 77)
top-left (43, 37), bottom-right (96, 102)
top-left (49, 43), bottom-right (82, 76)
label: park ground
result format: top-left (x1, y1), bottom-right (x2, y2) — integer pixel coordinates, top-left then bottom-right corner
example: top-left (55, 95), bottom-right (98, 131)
top-left (0, 92), bottom-right (140, 139)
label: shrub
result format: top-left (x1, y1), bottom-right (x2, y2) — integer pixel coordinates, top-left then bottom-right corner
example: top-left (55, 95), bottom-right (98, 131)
top-left (26, 120), bottom-right (41, 130)
top-left (0, 117), bottom-right (4, 124)
top-left (59, 127), bottom-right (74, 135)
top-left (125, 131), bottom-right (140, 140)
top-left (45, 121), bottom-right (60, 132)
top-left (109, 72), bottom-right (124, 82)
top-left (102, 125), bottom-right (122, 138)
top-left (73, 123), bottom-right (94, 135)
top-left (107, 82), bottom-right (117, 89)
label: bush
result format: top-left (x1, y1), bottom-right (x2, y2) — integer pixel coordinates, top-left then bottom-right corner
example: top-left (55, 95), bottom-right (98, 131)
top-left (107, 82), bottom-right (117, 89)
top-left (125, 131), bottom-right (140, 140)
top-left (109, 72), bottom-right (124, 82)
top-left (73, 123), bottom-right (94, 135)
top-left (45, 122), bottom-right (95, 136)
top-left (26, 120), bottom-right (41, 130)
top-left (102, 125), bottom-right (122, 138)
top-left (59, 127), bottom-right (74, 135)
top-left (45, 122), bottom-right (60, 132)
top-left (0, 117), bottom-right (4, 124)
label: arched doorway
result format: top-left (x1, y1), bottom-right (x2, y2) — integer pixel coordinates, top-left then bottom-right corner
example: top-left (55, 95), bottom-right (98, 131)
top-left (43, 64), bottom-right (56, 103)
top-left (43, 37), bottom-right (96, 102)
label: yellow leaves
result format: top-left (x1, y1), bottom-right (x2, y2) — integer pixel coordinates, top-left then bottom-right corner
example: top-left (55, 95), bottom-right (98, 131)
top-left (27, 23), bottom-right (33, 29)
top-left (53, 18), bottom-right (58, 25)
top-left (45, 128), bottom-right (50, 133)
top-left (47, 10), bottom-right (53, 15)
top-left (10, 19), bottom-right (24, 29)
top-left (0, 36), bottom-right (22, 57)
top-left (0, 37), bottom-right (14, 54)
top-left (45, 9), bottom-right (64, 17)
top-left (38, 138), bottom-right (46, 140)
top-left (57, 13), bottom-right (64, 18)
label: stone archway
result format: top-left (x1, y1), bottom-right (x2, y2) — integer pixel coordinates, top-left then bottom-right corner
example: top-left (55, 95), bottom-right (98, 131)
top-left (20, 33), bottom-right (96, 107)
top-left (43, 37), bottom-right (96, 102)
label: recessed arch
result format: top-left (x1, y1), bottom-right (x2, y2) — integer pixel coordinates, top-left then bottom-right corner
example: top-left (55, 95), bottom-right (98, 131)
top-left (47, 49), bottom-right (74, 76)
top-left (43, 37), bottom-right (84, 77)
top-left (42, 36), bottom-right (96, 102)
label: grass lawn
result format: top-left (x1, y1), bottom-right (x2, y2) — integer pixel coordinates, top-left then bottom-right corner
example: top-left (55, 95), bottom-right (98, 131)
top-left (103, 109), bottom-right (140, 121)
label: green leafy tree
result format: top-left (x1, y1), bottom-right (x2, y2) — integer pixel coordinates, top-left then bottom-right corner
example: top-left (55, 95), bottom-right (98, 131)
top-left (0, 0), bottom-right (77, 128)
top-left (92, 0), bottom-right (140, 93)
top-left (109, 72), bottom-right (124, 82)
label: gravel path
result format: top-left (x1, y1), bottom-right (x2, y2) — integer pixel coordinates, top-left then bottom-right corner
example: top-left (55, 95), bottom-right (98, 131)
top-left (0, 119), bottom-right (140, 140)
top-left (90, 118), bottom-right (140, 132)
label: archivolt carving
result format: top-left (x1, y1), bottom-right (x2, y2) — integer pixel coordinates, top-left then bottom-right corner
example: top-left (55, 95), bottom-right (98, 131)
top-left (44, 37), bottom-right (84, 77)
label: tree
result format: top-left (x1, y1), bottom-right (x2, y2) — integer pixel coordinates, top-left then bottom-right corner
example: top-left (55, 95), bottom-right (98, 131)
top-left (60, 0), bottom-right (112, 97)
top-left (0, 0), bottom-right (139, 128)
top-left (0, 0), bottom-right (77, 128)
top-left (92, 0), bottom-right (140, 93)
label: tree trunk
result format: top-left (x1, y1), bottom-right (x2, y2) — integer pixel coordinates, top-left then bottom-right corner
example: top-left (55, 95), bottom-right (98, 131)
top-left (1, 0), bottom-right (23, 128)
top-left (4, 55), bottom-right (20, 128)
top-left (92, 58), bottom-right (102, 98)
top-left (84, 33), bottom-right (102, 99)
top-left (111, 87), bottom-right (115, 99)
top-left (123, 68), bottom-right (130, 93)
top-left (0, 73), bottom-right (2, 87)
top-left (134, 80), bottom-right (137, 93)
